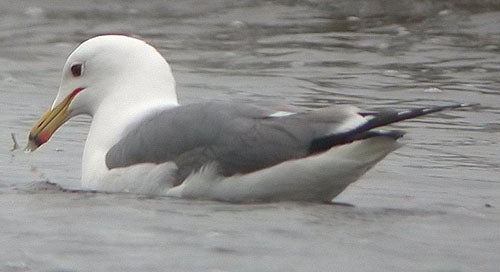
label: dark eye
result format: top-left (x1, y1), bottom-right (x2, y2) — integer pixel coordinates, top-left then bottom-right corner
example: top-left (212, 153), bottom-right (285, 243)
top-left (71, 63), bottom-right (83, 77)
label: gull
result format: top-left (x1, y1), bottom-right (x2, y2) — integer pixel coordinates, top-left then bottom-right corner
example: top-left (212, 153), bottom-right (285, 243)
top-left (27, 35), bottom-right (473, 202)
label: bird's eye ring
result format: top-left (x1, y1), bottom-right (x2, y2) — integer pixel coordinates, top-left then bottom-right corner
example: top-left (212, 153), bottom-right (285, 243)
top-left (71, 63), bottom-right (83, 77)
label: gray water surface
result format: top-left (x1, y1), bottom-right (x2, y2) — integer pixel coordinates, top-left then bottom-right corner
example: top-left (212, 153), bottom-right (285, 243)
top-left (1, 1), bottom-right (499, 271)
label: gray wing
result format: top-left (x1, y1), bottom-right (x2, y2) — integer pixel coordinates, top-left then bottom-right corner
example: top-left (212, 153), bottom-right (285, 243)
top-left (105, 101), bottom-right (470, 183)
top-left (105, 102), bottom-right (359, 182)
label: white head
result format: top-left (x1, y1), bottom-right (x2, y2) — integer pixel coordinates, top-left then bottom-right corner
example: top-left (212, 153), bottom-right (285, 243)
top-left (27, 35), bottom-right (178, 151)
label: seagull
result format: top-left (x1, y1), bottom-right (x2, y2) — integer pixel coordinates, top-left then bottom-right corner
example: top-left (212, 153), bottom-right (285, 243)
top-left (27, 35), bottom-right (473, 202)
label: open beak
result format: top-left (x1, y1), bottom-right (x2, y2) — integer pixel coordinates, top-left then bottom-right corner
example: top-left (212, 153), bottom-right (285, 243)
top-left (26, 93), bottom-right (74, 152)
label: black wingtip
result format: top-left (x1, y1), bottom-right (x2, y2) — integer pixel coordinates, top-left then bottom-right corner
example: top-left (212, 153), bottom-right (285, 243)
top-left (308, 102), bottom-right (477, 155)
top-left (456, 103), bottom-right (480, 108)
top-left (363, 102), bottom-right (479, 130)
top-left (420, 103), bottom-right (479, 113)
top-left (355, 130), bottom-right (406, 141)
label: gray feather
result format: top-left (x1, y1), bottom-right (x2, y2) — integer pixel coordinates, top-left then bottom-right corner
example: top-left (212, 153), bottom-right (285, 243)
top-left (105, 102), bottom-right (357, 182)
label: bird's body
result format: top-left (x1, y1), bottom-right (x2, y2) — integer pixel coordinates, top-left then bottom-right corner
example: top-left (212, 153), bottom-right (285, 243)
top-left (27, 35), bottom-right (473, 202)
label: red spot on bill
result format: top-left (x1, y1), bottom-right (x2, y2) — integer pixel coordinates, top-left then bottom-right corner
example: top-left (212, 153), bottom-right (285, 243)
top-left (38, 131), bottom-right (52, 145)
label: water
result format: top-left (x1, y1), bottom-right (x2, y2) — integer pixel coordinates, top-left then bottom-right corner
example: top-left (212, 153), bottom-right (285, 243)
top-left (1, 1), bottom-right (499, 271)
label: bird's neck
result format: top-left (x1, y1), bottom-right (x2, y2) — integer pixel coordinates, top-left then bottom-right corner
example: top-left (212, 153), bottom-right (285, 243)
top-left (80, 93), bottom-right (177, 188)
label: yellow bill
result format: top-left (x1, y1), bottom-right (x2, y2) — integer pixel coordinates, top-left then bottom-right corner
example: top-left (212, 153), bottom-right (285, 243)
top-left (26, 93), bottom-right (74, 152)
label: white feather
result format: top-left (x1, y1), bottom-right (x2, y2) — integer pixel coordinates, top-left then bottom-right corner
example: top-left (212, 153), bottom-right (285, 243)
top-left (167, 137), bottom-right (401, 202)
